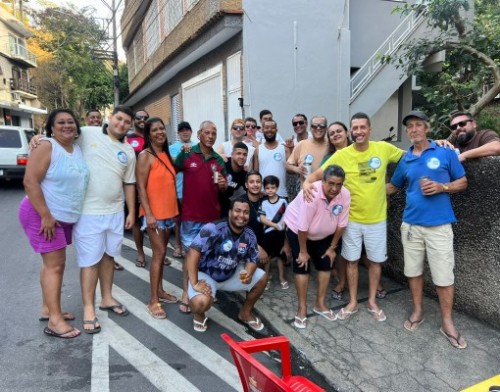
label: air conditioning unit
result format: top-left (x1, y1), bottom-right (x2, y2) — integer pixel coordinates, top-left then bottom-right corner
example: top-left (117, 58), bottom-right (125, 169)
top-left (11, 92), bottom-right (21, 101)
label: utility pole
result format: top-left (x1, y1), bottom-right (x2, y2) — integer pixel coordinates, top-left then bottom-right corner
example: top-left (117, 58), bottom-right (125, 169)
top-left (111, 0), bottom-right (119, 106)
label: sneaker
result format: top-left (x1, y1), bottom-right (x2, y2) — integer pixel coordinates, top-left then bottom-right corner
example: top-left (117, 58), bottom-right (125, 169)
top-left (280, 281), bottom-right (289, 290)
top-left (331, 289), bottom-right (344, 301)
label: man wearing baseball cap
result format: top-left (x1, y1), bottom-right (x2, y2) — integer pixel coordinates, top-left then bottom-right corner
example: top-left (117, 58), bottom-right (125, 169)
top-left (387, 110), bottom-right (468, 349)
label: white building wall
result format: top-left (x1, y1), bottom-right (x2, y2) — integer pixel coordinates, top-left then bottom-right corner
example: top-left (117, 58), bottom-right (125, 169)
top-left (242, 0), bottom-right (350, 139)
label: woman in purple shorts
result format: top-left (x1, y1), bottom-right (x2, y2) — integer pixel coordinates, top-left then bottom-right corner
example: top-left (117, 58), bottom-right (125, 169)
top-left (19, 109), bottom-right (89, 339)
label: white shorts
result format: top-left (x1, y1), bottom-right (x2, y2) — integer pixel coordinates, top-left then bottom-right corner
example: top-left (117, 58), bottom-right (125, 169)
top-left (188, 264), bottom-right (266, 300)
top-left (341, 221), bottom-right (387, 263)
top-left (73, 212), bottom-right (124, 268)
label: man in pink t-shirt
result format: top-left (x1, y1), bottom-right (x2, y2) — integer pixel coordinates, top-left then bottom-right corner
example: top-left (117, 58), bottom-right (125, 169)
top-left (284, 164), bottom-right (350, 329)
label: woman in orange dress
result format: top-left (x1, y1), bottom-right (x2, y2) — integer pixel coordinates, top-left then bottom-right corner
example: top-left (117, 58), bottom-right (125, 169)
top-left (136, 117), bottom-right (179, 319)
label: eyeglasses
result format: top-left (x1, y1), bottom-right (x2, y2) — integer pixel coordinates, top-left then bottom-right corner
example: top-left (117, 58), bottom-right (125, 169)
top-left (245, 124), bottom-right (257, 129)
top-left (232, 126), bottom-right (244, 131)
top-left (311, 124), bottom-right (326, 130)
top-left (450, 119), bottom-right (472, 130)
top-left (292, 121), bottom-right (305, 127)
top-left (135, 115), bottom-right (149, 121)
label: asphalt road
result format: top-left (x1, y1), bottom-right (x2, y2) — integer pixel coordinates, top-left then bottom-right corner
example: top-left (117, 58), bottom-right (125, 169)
top-left (0, 180), bottom-right (293, 392)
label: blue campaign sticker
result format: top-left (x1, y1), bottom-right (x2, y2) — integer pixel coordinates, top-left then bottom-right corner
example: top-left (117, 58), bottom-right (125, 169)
top-left (273, 152), bottom-right (282, 161)
top-left (130, 140), bottom-right (140, 149)
top-left (117, 151), bottom-right (128, 164)
top-left (304, 154), bottom-right (314, 164)
top-left (222, 239), bottom-right (233, 252)
top-left (426, 157), bottom-right (440, 169)
top-left (369, 157), bottom-right (381, 169)
top-left (332, 205), bottom-right (343, 216)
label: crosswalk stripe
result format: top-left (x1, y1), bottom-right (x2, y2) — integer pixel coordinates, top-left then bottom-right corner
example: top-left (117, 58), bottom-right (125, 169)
top-left (97, 311), bottom-right (202, 392)
top-left (91, 325), bottom-right (109, 392)
top-left (111, 285), bottom-right (241, 390)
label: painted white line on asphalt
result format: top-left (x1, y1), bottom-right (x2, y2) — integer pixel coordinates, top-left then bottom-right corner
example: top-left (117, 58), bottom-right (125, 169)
top-left (117, 241), bottom-right (254, 340)
top-left (111, 285), bottom-right (241, 390)
top-left (99, 315), bottom-right (201, 392)
top-left (91, 313), bottom-right (109, 392)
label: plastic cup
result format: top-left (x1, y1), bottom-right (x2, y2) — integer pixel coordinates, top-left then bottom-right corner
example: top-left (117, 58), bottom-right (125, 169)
top-left (240, 270), bottom-right (248, 283)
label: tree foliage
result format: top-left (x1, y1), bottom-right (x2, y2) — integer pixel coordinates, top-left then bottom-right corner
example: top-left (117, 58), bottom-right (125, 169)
top-left (385, 0), bottom-right (500, 136)
top-left (29, 6), bottom-right (114, 117)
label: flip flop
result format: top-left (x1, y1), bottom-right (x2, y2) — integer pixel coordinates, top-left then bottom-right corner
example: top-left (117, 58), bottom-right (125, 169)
top-left (99, 303), bottom-right (129, 316)
top-left (159, 292), bottom-right (178, 304)
top-left (178, 302), bottom-right (191, 314)
top-left (172, 247), bottom-right (184, 258)
top-left (440, 327), bottom-right (467, 349)
top-left (163, 257), bottom-right (172, 266)
top-left (367, 307), bottom-right (387, 322)
top-left (39, 311), bottom-right (76, 322)
top-left (44, 326), bottom-right (81, 339)
top-left (135, 259), bottom-right (146, 268)
top-left (193, 317), bottom-right (208, 332)
top-left (146, 303), bottom-right (166, 319)
top-left (239, 316), bottom-right (264, 332)
top-left (313, 308), bottom-right (337, 321)
top-left (114, 262), bottom-right (124, 271)
top-left (404, 317), bottom-right (425, 332)
top-left (331, 289), bottom-right (344, 301)
top-left (293, 315), bottom-right (307, 329)
top-left (83, 318), bottom-right (101, 334)
top-left (376, 289), bottom-right (387, 299)
top-left (337, 307), bottom-right (358, 321)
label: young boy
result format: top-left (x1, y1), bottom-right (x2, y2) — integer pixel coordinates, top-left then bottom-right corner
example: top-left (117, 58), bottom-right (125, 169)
top-left (260, 175), bottom-right (288, 289)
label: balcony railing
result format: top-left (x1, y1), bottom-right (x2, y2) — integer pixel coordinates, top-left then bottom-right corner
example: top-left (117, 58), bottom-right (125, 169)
top-left (8, 43), bottom-right (37, 67)
top-left (350, 9), bottom-right (426, 102)
top-left (10, 78), bottom-right (37, 96)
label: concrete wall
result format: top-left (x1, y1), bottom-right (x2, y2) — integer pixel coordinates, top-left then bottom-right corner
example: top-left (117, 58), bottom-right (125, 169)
top-left (242, 0), bottom-right (349, 139)
top-left (386, 157), bottom-right (500, 329)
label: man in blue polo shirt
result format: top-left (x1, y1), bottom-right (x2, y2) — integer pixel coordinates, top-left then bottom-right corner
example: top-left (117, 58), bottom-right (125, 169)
top-left (387, 111), bottom-right (468, 349)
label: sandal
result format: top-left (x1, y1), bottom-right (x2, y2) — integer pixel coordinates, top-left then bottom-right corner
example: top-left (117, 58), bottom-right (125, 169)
top-left (83, 318), bottom-right (101, 334)
top-left (163, 257), bottom-right (172, 266)
top-left (172, 247), bottom-right (184, 258)
top-left (114, 262), bottom-right (124, 271)
top-left (146, 303), bottom-right (166, 319)
top-left (293, 315), bottom-right (307, 329)
top-left (135, 259), bottom-right (146, 268)
top-left (331, 289), bottom-right (344, 301)
top-left (159, 292), bottom-right (178, 303)
top-left (376, 288), bottom-right (387, 299)
top-left (178, 302), bottom-right (191, 314)
top-left (193, 317), bottom-right (208, 332)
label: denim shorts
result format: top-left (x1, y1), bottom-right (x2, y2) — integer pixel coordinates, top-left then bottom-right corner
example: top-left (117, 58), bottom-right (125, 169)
top-left (140, 217), bottom-right (176, 232)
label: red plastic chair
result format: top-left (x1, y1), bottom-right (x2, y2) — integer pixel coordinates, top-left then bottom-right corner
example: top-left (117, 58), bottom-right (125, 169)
top-left (221, 333), bottom-right (325, 392)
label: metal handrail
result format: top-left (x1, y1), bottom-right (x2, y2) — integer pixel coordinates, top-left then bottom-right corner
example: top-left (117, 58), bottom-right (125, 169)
top-left (350, 10), bottom-right (426, 102)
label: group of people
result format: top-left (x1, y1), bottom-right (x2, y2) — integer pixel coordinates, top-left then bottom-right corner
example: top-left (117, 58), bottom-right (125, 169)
top-left (19, 105), bottom-right (498, 351)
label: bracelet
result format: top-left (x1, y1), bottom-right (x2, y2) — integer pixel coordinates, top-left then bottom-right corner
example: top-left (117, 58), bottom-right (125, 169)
top-left (193, 282), bottom-right (200, 290)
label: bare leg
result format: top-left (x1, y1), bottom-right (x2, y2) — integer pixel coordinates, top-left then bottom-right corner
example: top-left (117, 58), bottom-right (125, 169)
top-left (133, 223), bottom-right (145, 263)
top-left (361, 254), bottom-right (383, 291)
top-left (147, 228), bottom-right (166, 307)
top-left (407, 275), bottom-right (424, 321)
top-left (190, 293), bottom-right (213, 323)
top-left (80, 263), bottom-right (100, 330)
top-left (41, 248), bottom-right (79, 336)
top-left (98, 254), bottom-right (125, 313)
top-left (367, 261), bottom-right (382, 311)
top-left (315, 271), bottom-right (331, 311)
top-left (344, 260), bottom-right (359, 311)
top-left (294, 274), bottom-right (309, 319)
top-left (436, 284), bottom-right (463, 340)
top-left (277, 257), bottom-right (286, 283)
top-left (332, 255), bottom-right (346, 293)
top-left (239, 274), bottom-right (268, 321)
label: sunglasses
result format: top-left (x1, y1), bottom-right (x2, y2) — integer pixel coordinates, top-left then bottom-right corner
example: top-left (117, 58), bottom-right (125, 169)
top-left (135, 115), bottom-right (149, 121)
top-left (245, 124), bottom-right (257, 129)
top-left (232, 126), bottom-right (244, 131)
top-left (450, 119), bottom-right (472, 130)
top-left (311, 124), bottom-right (326, 130)
top-left (292, 121), bottom-right (305, 127)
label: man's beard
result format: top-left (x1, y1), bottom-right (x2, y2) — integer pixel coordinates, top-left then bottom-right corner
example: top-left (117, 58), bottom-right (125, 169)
top-left (456, 130), bottom-right (474, 146)
top-left (264, 133), bottom-right (276, 142)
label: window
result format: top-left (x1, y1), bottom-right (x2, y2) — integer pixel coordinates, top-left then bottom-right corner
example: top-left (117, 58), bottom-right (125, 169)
top-left (145, 0), bottom-right (160, 59)
top-left (133, 27), bottom-right (145, 73)
top-left (162, 0), bottom-right (183, 37)
top-left (0, 129), bottom-right (21, 148)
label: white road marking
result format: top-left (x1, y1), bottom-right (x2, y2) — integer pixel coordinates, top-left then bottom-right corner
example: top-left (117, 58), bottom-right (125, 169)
top-left (110, 285), bottom-right (241, 390)
top-left (91, 321), bottom-right (109, 392)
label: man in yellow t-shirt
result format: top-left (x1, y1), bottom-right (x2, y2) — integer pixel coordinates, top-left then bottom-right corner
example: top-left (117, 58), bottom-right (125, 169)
top-left (303, 112), bottom-right (403, 322)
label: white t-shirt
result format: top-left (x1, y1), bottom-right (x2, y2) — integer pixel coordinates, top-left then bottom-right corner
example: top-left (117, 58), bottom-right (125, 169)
top-left (221, 140), bottom-right (256, 168)
top-left (78, 127), bottom-right (136, 214)
top-left (258, 143), bottom-right (288, 198)
top-left (261, 196), bottom-right (288, 233)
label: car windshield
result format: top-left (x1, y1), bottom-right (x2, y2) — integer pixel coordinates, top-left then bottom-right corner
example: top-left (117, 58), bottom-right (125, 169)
top-left (0, 129), bottom-right (22, 148)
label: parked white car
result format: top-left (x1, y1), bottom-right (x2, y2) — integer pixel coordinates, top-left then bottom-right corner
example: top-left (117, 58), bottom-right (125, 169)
top-left (0, 126), bottom-right (37, 180)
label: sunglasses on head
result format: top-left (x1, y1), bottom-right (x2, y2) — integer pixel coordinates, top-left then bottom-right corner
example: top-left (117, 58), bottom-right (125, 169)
top-left (292, 121), bottom-right (305, 127)
top-left (135, 115), bottom-right (149, 121)
top-left (232, 126), bottom-right (244, 131)
top-left (450, 119), bottom-right (472, 131)
top-left (311, 124), bottom-right (326, 129)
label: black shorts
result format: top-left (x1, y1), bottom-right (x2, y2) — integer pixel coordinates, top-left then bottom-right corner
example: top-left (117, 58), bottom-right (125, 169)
top-left (286, 229), bottom-right (334, 275)
top-left (260, 230), bottom-right (285, 258)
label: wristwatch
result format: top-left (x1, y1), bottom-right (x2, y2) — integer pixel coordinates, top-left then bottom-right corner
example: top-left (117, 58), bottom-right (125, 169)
top-left (442, 183), bottom-right (450, 192)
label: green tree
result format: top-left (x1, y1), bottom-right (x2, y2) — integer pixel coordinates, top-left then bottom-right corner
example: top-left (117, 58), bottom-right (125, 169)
top-left (385, 0), bottom-right (500, 136)
top-left (118, 62), bottom-right (129, 100)
top-left (30, 6), bottom-right (113, 116)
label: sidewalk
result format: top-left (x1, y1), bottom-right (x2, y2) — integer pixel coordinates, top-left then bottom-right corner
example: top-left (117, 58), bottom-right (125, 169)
top-left (252, 264), bottom-right (500, 392)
